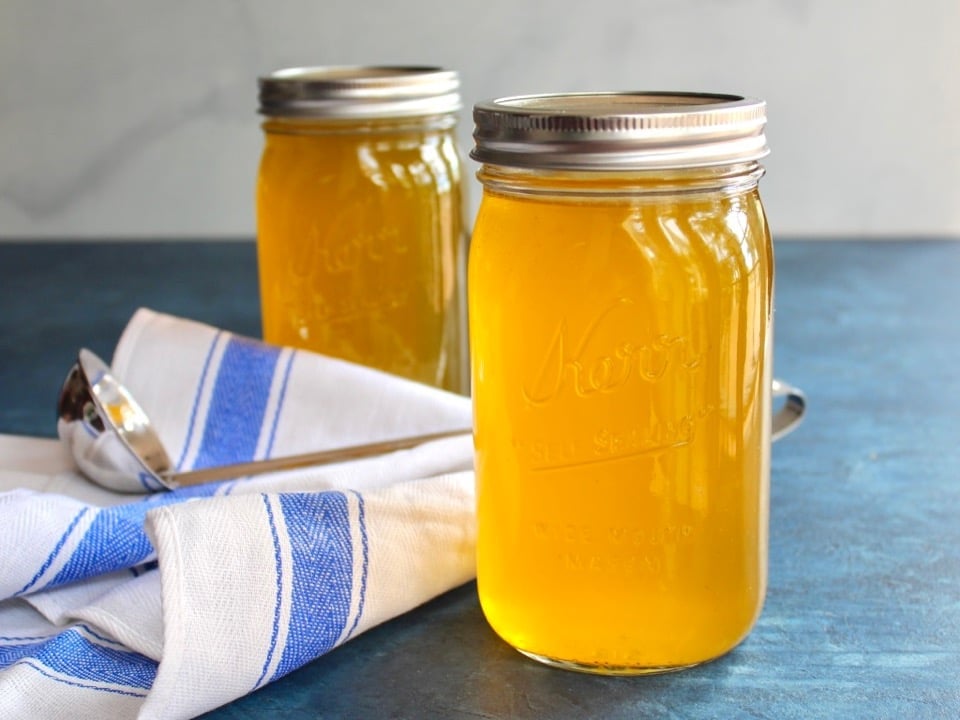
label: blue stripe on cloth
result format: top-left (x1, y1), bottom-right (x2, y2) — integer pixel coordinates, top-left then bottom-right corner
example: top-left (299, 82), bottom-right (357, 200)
top-left (343, 492), bottom-right (369, 642)
top-left (264, 350), bottom-right (295, 459)
top-left (1, 624), bottom-right (121, 668)
top-left (220, 349), bottom-right (295, 497)
top-left (80, 624), bottom-right (126, 648)
top-left (16, 507), bottom-right (89, 595)
top-left (176, 330), bottom-right (223, 471)
top-left (48, 508), bottom-right (158, 588)
top-left (270, 493), bottom-right (355, 683)
top-left (191, 336), bottom-right (281, 471)
top-left (37, 484), bottom-right (221, 593)
top-left (254, 495), bottom-right (284, 690)
top-left (9, 627), bottom-right (156, 693)
top-left (1, 639), bottom-right (48, 667)
top-left (19, 661), bottom-right (148, 698)
top-left (0, 633), bottom-right (55, 643)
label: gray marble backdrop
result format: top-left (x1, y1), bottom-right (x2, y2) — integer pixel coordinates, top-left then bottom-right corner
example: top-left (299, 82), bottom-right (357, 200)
top-left (1, 0), bottom-right (957, 239)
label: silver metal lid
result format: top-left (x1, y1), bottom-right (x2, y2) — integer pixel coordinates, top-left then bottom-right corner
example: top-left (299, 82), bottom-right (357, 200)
top-left (471, 92), bottom-right (768, 170)
top-left (258, 66), bottom-right (461, 119)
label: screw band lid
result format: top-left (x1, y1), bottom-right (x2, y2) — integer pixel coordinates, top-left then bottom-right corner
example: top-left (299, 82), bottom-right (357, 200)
top-left (259, 66), bottom-right (461, 119)
top-left (471, 92), bottom-right (768, 170)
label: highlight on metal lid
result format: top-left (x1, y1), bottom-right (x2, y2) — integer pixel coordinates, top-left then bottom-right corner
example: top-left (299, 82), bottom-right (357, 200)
top-left (471, 92), bottom-right (768, 170)
top-left (258, 66), bottom-right (461, 119)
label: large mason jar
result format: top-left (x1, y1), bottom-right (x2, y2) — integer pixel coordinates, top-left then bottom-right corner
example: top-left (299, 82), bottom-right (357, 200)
top-left (469, 92), bottom-right (774, 673)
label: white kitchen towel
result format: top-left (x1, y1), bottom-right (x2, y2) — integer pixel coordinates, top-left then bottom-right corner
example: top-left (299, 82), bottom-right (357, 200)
top-left (0, 308), bottom-right (476, 719)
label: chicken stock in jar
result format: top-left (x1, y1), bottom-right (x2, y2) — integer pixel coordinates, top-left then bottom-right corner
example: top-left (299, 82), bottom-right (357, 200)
top-left (468, 92), bottom-right (776, 674)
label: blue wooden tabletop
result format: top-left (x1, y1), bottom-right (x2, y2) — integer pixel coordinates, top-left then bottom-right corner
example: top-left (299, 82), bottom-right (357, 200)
top-left (0, 239), bottom-right (957, 719)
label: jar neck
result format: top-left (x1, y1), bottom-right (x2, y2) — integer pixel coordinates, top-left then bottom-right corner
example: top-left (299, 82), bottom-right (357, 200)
top-left (262, 112), bottom-right (458, 137)
top-left (476, 161), bottom-right (764, 199)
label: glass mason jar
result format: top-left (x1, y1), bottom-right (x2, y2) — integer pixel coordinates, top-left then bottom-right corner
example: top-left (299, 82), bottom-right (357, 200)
top-left (257, 67), bottom-right (468, 393)
top-left (469, 93), bottom-right (774, 674)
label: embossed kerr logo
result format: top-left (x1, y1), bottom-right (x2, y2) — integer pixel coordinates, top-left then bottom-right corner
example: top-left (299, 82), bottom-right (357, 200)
top-left (522, 298), bottom-right (704, 405)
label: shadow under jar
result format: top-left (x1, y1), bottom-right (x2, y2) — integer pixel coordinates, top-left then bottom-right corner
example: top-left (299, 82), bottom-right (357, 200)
top-left (468, 92), bottom-right (774, 674)
top-left (257, 66), bottom-right (468, 394)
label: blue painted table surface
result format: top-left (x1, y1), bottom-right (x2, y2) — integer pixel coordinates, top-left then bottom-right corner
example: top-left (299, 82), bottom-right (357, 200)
top-left (0, 239), bottom-right (957, 719)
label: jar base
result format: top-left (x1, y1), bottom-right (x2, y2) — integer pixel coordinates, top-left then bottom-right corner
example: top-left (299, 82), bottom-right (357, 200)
top-left (516, 648), bottom-right (701, 676)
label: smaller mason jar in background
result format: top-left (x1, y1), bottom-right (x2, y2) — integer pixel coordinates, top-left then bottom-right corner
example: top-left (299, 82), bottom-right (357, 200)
top-left (469, 92), bottom-right (775, 674)
top-left (257, 67), bottom-right (468, 394)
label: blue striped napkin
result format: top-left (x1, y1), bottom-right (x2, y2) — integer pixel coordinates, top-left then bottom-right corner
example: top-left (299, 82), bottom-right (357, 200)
top-left (0, 308), bottom-right (475, 719)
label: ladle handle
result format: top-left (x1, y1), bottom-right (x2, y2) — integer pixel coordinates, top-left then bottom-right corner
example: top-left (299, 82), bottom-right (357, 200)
top-left (165, 428), bottom-right (473, 487)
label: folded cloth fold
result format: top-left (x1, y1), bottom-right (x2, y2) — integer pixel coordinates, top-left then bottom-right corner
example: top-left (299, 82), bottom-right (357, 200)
top-left (0, 308), bottom-right (476, 719)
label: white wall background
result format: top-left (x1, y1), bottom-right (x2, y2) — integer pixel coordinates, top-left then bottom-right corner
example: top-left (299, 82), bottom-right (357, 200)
top-left (1, 0), bottom-right (958, 239)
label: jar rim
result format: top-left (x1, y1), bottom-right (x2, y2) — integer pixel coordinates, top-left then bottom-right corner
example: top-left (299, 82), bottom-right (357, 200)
top-left (258, 66), bottom-right (461, 119)
top-left (471, 92), bottom-right (768, 170)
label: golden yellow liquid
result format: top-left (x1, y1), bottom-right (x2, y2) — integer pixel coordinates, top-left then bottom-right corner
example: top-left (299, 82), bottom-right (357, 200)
top-left (469, 167), bottom-right (773, 672)
top-left (257, 116), bottom-right (467, 393)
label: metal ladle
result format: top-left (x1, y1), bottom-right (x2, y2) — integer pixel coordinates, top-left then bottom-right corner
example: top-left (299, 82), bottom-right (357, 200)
top-left (57, 349), bottom-right (471, 493)
top-left (57, 349), bottom-right (805, 494)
